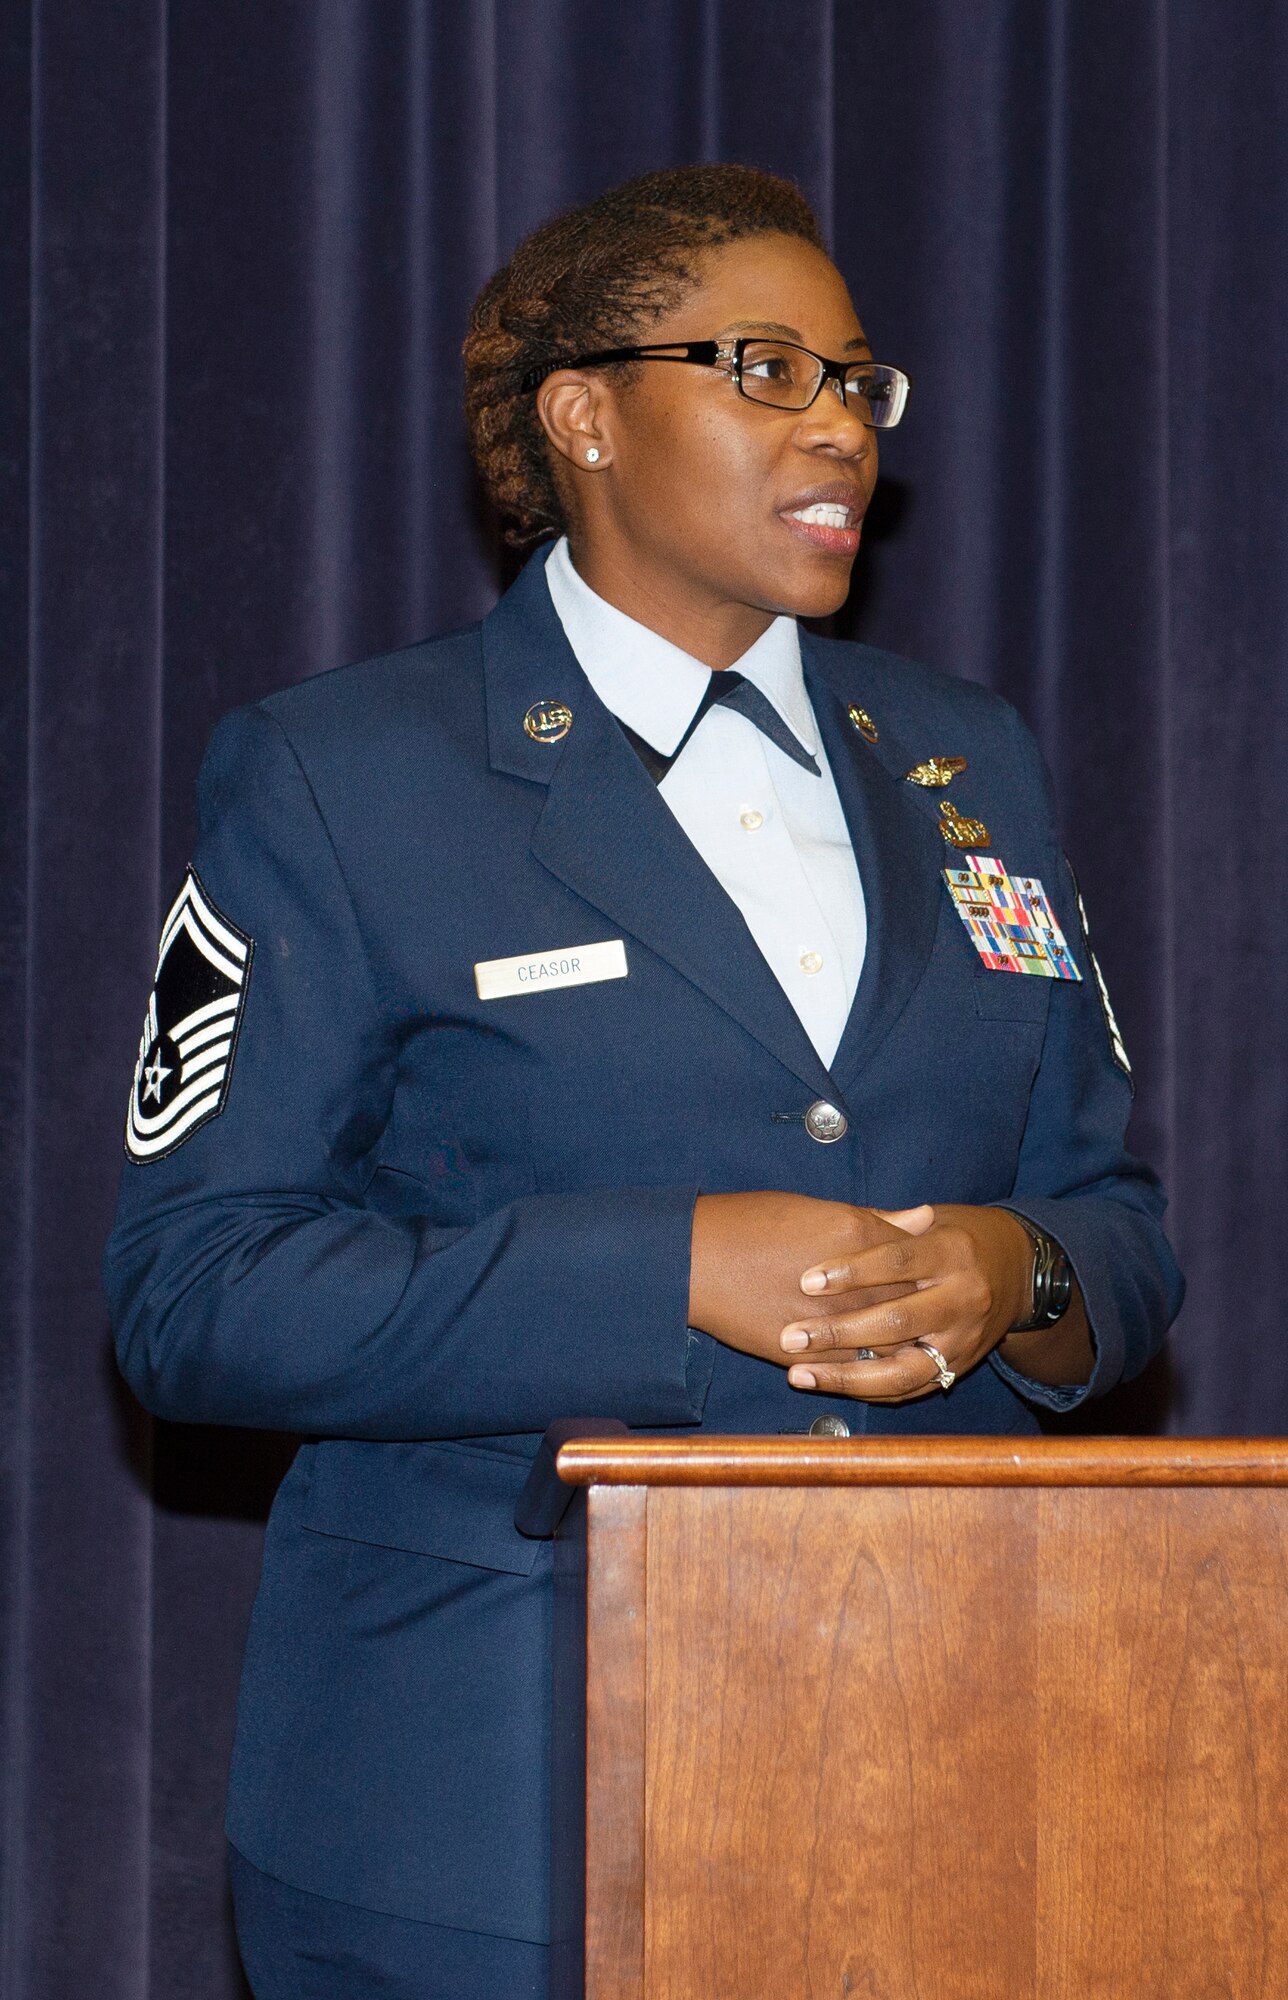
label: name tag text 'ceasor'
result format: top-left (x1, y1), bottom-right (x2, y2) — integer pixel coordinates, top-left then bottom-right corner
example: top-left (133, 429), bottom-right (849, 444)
top-left (474, 938), bottom-right (629, 1001)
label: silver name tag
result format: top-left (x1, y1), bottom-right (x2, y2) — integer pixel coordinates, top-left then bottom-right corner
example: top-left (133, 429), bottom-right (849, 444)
top-left (474, 938), bottom-right (628, 1000)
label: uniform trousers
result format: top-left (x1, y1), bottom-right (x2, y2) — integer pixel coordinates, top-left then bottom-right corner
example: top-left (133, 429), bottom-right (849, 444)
top-left (228, 1845), bottom-right (550, 1999)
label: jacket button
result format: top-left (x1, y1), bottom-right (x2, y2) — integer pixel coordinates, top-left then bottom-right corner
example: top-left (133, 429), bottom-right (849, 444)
top-left (809, 1414), bottom-right (851, 1438)
top-left (804, 1100), bottom-right (848, 1143)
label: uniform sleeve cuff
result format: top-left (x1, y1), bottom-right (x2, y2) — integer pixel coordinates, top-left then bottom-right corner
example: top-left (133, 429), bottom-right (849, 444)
top-left (987, 1346), bottom-right (1091, 1412)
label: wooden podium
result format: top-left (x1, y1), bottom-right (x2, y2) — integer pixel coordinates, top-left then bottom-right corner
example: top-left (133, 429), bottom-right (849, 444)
top-left (525, 1432), bottom-right (1288, 1999)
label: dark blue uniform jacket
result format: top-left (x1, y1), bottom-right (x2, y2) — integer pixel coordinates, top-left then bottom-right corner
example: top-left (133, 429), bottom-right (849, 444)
top-left (105, 543), bottom-right (1182, 1944)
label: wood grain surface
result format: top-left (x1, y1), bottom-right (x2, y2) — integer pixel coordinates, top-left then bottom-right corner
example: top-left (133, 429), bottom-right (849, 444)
top-left (573, 1474), bottom-right (1288, 1998)
top-left (1034, 1487), bottom-right (1288, 1997)
top-left (583, 1484), bottom-right (648, 2000)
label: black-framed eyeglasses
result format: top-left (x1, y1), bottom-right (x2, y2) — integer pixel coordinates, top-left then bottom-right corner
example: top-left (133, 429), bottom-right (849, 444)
top-left (520, 338), bottom-right (909, 427)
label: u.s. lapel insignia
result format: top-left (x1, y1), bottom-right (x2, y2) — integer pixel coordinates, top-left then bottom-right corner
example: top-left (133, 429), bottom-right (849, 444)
top-left (847, 704), bottom-right (879, 743)
top-left (938, 797), bottom-right (990, 847)
top-left (523, 699), bottom-right (572, 744)
top-left (905, 755), bottom-right (967, 788)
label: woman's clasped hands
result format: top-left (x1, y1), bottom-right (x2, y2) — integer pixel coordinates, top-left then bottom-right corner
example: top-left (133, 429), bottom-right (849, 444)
top-left (780, 1201), bottom-right (1035, 1404)
top-left (687, 1191), bottom-right (1037, 1405)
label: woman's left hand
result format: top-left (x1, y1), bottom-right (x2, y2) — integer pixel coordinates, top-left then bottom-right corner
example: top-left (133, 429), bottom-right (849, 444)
top-left (779, 1203), bottom-right (1034, 1404)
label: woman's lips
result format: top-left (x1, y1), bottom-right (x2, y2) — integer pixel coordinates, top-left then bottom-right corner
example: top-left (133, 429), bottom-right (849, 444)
top-left (776, 496), bottom-right (864, 560)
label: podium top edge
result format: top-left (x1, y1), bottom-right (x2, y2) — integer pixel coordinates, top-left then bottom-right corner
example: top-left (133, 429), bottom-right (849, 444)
top-left (554, 1436), bottom-right (1288, 1488)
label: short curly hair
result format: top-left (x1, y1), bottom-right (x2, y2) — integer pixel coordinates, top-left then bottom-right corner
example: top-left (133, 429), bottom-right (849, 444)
top-left (463, 164), bottom-right (826, 547)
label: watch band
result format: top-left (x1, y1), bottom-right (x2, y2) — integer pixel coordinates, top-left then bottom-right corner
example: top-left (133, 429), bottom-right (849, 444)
top-left (1004, 1211), bottom-right (1074, 1330)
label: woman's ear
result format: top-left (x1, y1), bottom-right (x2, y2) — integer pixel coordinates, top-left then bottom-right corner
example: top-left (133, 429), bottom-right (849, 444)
top-left (537, 372), bottom-right (612, 471)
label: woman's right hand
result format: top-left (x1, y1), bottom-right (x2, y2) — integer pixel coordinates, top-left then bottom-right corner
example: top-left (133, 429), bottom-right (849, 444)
top-left (687, 1191), bottom-right (929, 1367)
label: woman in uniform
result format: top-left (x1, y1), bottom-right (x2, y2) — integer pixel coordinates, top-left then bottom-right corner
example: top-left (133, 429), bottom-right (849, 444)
top-left (106, 163), bottom-right (1182, 1998)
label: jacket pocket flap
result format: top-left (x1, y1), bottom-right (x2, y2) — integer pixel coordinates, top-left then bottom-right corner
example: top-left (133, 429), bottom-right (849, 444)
top-left (302, 1439), bottom-right (539, 1575)
top-left (972, 971), bottom-right (1053, 1022)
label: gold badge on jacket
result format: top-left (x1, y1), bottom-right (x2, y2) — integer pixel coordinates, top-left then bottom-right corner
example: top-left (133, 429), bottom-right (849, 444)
top-left (846, 704), bottom-right (879, 743)
top-left (938, 798), bottom-right (990, 848)
top-left (905, 755), bottom-right (967, 788)
top-left (523, 700), bottom-right (573, 744)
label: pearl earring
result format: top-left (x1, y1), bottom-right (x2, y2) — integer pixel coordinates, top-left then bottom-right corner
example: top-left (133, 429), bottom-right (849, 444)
top-left (585, 447), bottom-right (600, 463)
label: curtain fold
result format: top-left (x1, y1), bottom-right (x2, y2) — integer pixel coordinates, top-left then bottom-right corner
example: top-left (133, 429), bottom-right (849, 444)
top-left (4, 2), bottom-right (1287, 1990)
top-left (7, 5), bottom-right (168, 1994)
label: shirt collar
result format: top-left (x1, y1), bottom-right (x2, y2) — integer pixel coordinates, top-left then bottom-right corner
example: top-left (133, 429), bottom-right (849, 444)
top-left (543, 534), bottom-right (817, 759)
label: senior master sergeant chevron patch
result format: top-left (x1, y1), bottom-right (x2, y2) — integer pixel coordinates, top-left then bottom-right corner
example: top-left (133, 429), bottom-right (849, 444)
top-left (125, 867), bottom-right (253, 1162)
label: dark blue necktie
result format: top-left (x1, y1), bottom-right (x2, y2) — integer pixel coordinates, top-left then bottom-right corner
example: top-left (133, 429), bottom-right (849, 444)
top-left (618, 669), bottom-right (821, 783)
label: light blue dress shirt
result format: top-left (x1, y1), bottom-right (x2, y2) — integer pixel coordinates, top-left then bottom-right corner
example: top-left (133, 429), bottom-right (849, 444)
top-left (544, 534), bottom-right (867, 1067)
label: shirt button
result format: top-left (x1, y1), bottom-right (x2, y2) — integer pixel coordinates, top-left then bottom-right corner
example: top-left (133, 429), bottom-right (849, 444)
top-left (799, 950), bottom-right (824, 974)
top-left (804, 1100), bottom-right (849, 1143)
top-left (739, 808), bottom-right (764, 831)
top-left (809, 1414), bottom-right (851, 1438)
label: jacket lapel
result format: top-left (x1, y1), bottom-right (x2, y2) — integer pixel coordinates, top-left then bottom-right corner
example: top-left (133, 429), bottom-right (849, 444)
top-left (802, 633), bottom-right (947, 1092)
top-left (483, 550), bottom-right (838, 1101)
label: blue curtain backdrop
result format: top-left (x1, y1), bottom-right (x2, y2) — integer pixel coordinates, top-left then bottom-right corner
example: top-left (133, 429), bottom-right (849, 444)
top-left (4, 1), bottom-right (1287, 1992)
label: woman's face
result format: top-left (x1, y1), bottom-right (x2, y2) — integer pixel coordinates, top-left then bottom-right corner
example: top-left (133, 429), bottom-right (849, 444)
top-left (542, 231), bottom-right (880, 633)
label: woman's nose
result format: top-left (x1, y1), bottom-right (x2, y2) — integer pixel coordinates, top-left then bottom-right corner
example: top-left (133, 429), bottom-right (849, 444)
top-left (800, 384), bottom-right (872, 453)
